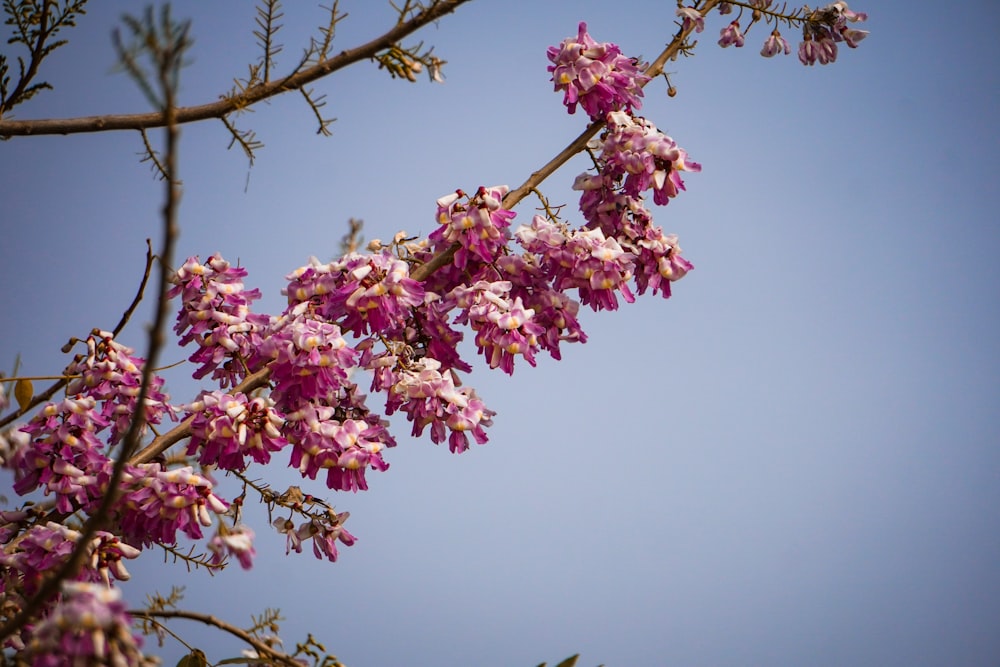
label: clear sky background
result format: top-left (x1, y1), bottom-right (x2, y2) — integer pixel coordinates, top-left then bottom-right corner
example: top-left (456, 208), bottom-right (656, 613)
top-left (2, 1), bottom-right (999, 665)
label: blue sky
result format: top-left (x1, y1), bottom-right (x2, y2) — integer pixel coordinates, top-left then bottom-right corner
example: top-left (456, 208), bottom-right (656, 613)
top-left (2, 1), bottom-right (999, 665)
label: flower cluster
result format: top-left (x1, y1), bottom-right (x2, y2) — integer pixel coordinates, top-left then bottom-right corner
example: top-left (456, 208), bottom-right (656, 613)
top-left (12, 395), bottom-right (109, 513)
top-left (169, 253), bottom-right (269, 386)
top-left (431, 186), bottom-right (516, 270)
top-left (517, 217), bottom-right (637, 312)
top-left (380, 357), bottom-right (495, 454)
top-left (284, 252), bottom-right (425, 337)
top-left (0, 523), bottom-right (141, 599)
top-left (284, 406), bottom-right (391, 492)
top-left (113, 464), bottom-right (230, 547)
top-left (547, 22), bottom-right (649, 118)
top-left (186, 391), bottom-right (288, 471)
top-left (451, 281), bottom-right (545, 375)
top-left (21, 582), bottom-right (151, 666)
top-left (798, 1), bottom-right (868, 66)
top-left (64, 330), bottom-right (174, 445)
top-left (207, 524), bottom-right (256, 570)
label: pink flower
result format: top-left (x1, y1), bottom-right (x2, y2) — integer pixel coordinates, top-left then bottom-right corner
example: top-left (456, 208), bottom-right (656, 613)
top-left (387, 357), bottom-right (495, 453)
top-left (258, 314), bottom-right (358, 412)
top-left (676, 7), bottom-right (705, 34)
top-left (761, 30), bottom-right (791, 57)
top-left (208, 525), bottom-right (256, 570)
top-left (64, 331), bottom-right (174, 446)
top-left (718, 21), bottom-right (744, 48)
top-left (284, 253), bottom-right (425, 337)
top-left (113, 464), bottom-right (229, 547)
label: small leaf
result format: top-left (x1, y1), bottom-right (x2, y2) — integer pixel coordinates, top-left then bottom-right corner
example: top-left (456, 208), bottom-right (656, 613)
top-left (176, 649), bottom-right (208, 667)
top-left (554, 656), bottom-right (580, 667)
top-left (14, 378), bottom-right (33, 411)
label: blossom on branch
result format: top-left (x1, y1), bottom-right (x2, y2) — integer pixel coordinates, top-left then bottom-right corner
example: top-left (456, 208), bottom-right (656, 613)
top-left (547, 22), bottom-right (649, 118)
top-left (169, 254), bottom-right (269, 387)
top-left (186, 391), bottom-right (288, 471)
top-left (22, 582), bottom-right (150, 666)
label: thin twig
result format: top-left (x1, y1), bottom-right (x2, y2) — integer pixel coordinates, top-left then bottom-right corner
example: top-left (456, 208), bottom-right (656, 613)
top-left (129, 609), bottom-right (303, 667)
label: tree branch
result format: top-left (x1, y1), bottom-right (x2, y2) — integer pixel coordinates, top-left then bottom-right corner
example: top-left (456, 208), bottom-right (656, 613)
top-left (0, 0), bottom-right (471, 138)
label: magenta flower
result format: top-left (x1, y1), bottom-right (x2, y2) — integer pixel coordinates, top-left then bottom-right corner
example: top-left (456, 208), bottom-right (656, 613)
top-left (0, 523), bottom-right (140, 602)
top-left (451, 281), bottom-right (545, 375)
top-left (547, 22), bottom-right (649, 118)
top-left (12, 396), bottom-right (110, 513)
top-left (799, 2), bottom-right (869, 65)
top-left (798, 34), bottom-right (821, 65)
top-left (596, 111), bottom-right (701, 206)
top-left (387, 357), bottom-right (495, 453)
top-left (258, 314), bottom-right (359, 411)
top-left (516, 216), bottom-right (636, 312)
top-left (283, 403), bottom-right (391, 492)
top-left (274, 511), bottom-right (356, 562)
top-left (630, 228), bottom-right (694, 299)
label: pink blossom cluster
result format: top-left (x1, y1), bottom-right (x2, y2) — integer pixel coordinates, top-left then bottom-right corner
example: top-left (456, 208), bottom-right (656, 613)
top-left (12, 395), bottom-right (110, 513)
top-left (451, 281), bottom-right (545, 374)
top-left (186, 391), bottom-right (288, 471)
top-left (431, 186), bottom-right (516, 270)
top-left (284, 252), bottom-right (425, 337)
top-left (113, 464), bottom-right (230, 547)
top-left (547, 22), bottom-right (649, 118)
top-left (20, 582), bottom-right (150, 666)
top-left (0, 523), bottom-right (140, 599)
top-left (797, 1), bottom-right (868, 65)
top-left (284, 405), bottom-right (391, 491)
top-left (0, 15), bottom-right (880, 660)
top-left (517, 217), bottom-right (636, 312)
top-left (168, 253), bottom-right (269, 386)
top-left (63, 330), bottom-right (174, 445)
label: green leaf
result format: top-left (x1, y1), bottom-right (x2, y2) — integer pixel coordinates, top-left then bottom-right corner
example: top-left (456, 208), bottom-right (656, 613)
top-left (554, 656), bottom-right (580, 667)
